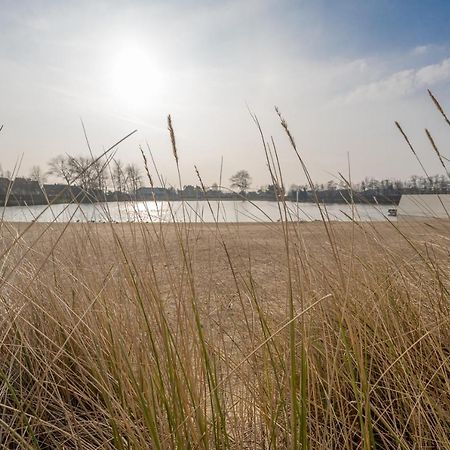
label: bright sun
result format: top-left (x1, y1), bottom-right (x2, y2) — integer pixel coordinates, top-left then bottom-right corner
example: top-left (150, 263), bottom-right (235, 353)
top-left (110, 44), bottom-right (162, 109)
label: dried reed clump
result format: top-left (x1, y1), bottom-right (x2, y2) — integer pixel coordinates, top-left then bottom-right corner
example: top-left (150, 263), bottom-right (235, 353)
top-left (1, 95), bottom-right (450, 448)
top-left (167, 114), bottom-right (178, 164)
top-left (1, 214), bottom-right (449, 449)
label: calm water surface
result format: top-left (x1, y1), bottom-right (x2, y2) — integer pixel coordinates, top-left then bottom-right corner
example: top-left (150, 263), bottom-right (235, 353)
top-left (1, 201), bottom-right (395, 223)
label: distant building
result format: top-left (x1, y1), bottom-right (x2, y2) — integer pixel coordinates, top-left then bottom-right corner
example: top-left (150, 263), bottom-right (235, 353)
top-left (42, 184), bottom-right (85, 203)
top-left (11, 178), bottom-right (42, 196)
top-left (0, 177), bottom-right (44, 206)
top-left (135, 187), bottom-right (171, 200)
top-left (0, 177), bottom-right (10, 195)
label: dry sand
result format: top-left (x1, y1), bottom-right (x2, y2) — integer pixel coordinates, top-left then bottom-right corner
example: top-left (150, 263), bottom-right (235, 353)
top-left (2, 220), bottom-right (448, 325)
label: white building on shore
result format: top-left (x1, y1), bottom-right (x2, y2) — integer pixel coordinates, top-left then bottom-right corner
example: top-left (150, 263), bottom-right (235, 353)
top-left (398, 194), bottom-right (450, 219)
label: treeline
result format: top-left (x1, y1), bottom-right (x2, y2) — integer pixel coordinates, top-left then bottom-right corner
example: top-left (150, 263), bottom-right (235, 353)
top-left (287, 175), bottom-right (450, 204)
top-left (0, 154), bottom-right (449, 206)
top-left (0, 154), bottom-right (146, 206)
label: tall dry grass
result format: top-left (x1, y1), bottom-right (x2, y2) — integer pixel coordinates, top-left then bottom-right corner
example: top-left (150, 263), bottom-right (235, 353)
top-left (1, 98), bottom-right (450, 449)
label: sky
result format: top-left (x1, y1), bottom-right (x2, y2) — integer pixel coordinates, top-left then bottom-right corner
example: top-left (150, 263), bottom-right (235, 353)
top-left (1, 0), bottom-right (450, 189)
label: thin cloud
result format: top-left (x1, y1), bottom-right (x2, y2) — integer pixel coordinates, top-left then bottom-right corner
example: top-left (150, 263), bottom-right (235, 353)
top-left (339, 58), bottom-right (450, 104)
top-left (410, 43), bottom-right (446, 56)
top-left (411, 45), bottom-right (432, 55)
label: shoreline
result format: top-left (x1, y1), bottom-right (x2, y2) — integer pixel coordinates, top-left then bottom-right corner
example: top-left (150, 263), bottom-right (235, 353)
top-left (1, 197), bottom-right (400, 208)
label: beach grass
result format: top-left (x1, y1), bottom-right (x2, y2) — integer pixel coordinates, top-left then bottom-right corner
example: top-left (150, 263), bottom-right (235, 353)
top-left (1, 213), bottom-right (449, 449)
top-left (1, 104), bottom-right (450, 448)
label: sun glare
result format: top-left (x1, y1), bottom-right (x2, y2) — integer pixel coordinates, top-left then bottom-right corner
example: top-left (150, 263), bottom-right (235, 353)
top-left (110, 44), bottom-right (162, 109)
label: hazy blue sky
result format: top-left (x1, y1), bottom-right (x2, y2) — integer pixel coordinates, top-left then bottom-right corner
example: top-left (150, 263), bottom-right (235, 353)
top-left (1, 0), bottom-right (450, 188)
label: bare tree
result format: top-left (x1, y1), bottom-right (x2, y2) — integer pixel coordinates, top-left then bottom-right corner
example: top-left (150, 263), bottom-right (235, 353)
top-left (66, 156), bottom-right (92, 190)
top-left (111, 159), bottom-right (127, 192)
top-left (48, 155), bottom-right (73, 184)
top-left (230, 170), bottom-right (251, 194)
top-left (86, 156), bottom-right (109, 191)
top-left (48, 154), bottom-right (108, 191)
top-left (125, 163), bottom-right (142, 194)
top-left (29, 165), bottom-right (47, 186)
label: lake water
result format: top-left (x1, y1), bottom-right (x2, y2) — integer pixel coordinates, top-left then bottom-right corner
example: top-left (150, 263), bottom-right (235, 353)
top-left (0, 200), bottom-right (395, 223)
